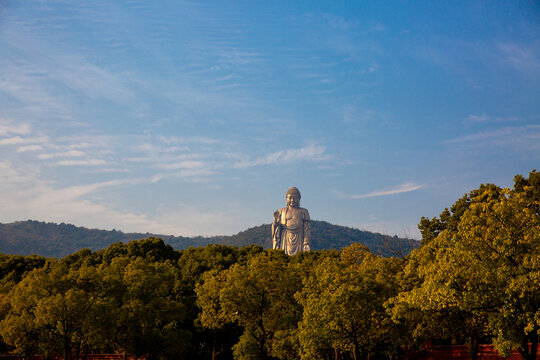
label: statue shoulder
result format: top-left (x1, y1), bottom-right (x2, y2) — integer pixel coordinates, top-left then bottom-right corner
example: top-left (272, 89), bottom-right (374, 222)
top-left (300, 207), bottom-right (310, 219)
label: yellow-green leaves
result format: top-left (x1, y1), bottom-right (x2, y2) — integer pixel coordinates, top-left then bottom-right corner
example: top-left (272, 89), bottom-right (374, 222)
top-left (393, 170), bottom-right (540, 360)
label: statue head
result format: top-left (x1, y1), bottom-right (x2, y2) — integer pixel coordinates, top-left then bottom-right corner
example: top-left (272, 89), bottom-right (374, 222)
top-left (286, 187), bottom-right (301, 208)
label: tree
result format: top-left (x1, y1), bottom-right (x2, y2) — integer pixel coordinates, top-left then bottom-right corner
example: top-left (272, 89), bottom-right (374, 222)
top-left (97, 237), bottom-right (180, 264)
top-left (103, 256), bottom-right (190, 359)
top-left (0, 254), bottom-right (47, 354)
top-left (197, 250), bottom-right (303, 360)
top-left (297, 244), bottom-right (401, 360)
top-left (177, 244), bottom-right (266, 360)
top-left (392, 170), bottom-right (540, 360)
top-left (0, 260), bottom-right (111, 359)
top-left (0, 239), bottom-right (192, 360)
top-left (418, 184), bottom-right (502, 246)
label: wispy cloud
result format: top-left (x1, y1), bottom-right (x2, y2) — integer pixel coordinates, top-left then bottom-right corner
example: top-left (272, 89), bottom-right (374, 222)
top-left (0, 123), bottom-right (31, 136)
top-left (349, 183), bottom-right (424, 199)
top-left (31, 179), bottom-right (135, 204)
top-left (293, 12), bottom-right (382, 67)
top-left (159, 160), bottom-right (206, 170)
top-left (17, 145), bottom-right (43, 152)
top-left (497, 41), bottom-right (540, 77)
top-left (0, 160), bottom-right (240, 236)
top-left (342, 105), bottom-right (391, 126)
top-left (414, 37), bottom-right (540, 82)
top-left (309, 13), bottom-right (357, 31)
top-left (466, 114), bottom-right (519, 123)
top-left (445, 125), bottom-right (540, 150)
top-left (124, 141), bottom-right (330, 183)
top-left (38, 150), bottom-right (85, 160)
top-left (0, 160), bottom-right (165, 234)
top-left (1, 27), bottom-right (134, 105)
top-left (56, 159), bottom-right (107, 166)
top-left (233, 144), bottom-right (327, 169)
top-left (1, 126), bottom-right (115, 168)
top-left (1, 124), bottom-right (331, 183)
top-left (0, 136), bottom-right (49, 145)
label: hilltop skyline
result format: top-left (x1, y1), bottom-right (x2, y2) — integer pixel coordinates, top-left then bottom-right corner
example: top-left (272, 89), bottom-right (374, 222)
top-left (1, 1), bottom-right (539, 238)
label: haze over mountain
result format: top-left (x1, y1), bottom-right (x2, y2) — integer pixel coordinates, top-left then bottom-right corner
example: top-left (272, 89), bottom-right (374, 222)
top-left (0, 220), bottom-right (417, 258)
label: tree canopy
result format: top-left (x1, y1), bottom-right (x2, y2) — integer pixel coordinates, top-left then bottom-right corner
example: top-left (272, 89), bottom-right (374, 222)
top-left (392, 170), bottom-right (539, 360)
top-left (0, 170), bottom-right (537, 360)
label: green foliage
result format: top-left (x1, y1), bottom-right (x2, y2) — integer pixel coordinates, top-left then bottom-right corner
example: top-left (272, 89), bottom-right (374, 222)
top-left (103, 257), bottom-right (190, 359)
top-left (178, 244), bottom-right (261, 287)
top-left (0, 260), bottom-right (113, 359)
top-left (0, 220), bottom-right (147, 257)
top-left (0, 254), bottom-right (47, 283)
top-left (297, 245), bottom-right (402, 360)
top-left (0, 239), bottom-right (192, 360)
top-left (417, 183), bottom-right (502, 246)
top-left (197, 250), bottom-right (304, 359)
top-left (394, 170), bottom-right (540, 360)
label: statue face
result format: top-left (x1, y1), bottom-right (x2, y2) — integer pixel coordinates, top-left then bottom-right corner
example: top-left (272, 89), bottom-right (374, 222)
top-left (286, 194), bottom-right (300, 208)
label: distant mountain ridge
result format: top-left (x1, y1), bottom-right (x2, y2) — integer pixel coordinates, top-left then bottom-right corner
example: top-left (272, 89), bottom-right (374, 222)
top-left (0, 220), bottom-right (418, 258)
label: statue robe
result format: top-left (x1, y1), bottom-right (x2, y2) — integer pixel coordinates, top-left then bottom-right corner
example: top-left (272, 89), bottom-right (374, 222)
top-left (272, 206), bottom-right (311, 255)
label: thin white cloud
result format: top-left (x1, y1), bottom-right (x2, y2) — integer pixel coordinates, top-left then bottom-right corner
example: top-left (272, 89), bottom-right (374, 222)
top-left (56, 159), bottom-right (107, 166)
top-left (445, 125), bottom-right (540, 150)
top-left (173, 168), bottom-right (216, 179)
top-left (159, 160), bottom-right (205, 170)
top-left (234, 144), bottom-right (327, 169)
top-left (0, 161), bottom-right (165, 234)
top-left (7, 133), bottom-right (116, 169)
top-left (415, 37), bottom-right (540, 81)
top-left (305, 13), bottom-right (357, 31)
top-left (350, 183), bottom-right (424, 199)
top-left (0, 136), bottom-right (25, 145)
top-left (1, 28), bottom-right (134, 105)
top-left (0, 123), bottom-right (31, 136)
top-left (38, 150), bottom-right (85, 160)
top-left (17, 145), bottom-right (43, 152)
top-left (125, 156), bottom-right (152, 163)
top-left (31, 179), bottom-right (133, 204)
top-left (156, 205), bottom-right (247, 236)
top-left (497, 41), bottom-right (540, 77)
top-left (0, 160), bottom-right (38, 189)
top-left (467, 114), bottom-right (489, 122)
top-left (466, 114), bottom-right (519, 123)
top-left (147, 167), bottom-right (217, 184)
top-left (0, 136), bottom-right (49, 146)
top-left (150, 174), bottom-right (164, 183)
top-left (0, 160), bottom-right (240, 236)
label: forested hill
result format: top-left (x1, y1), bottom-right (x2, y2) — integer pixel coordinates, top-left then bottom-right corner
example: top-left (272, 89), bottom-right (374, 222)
top-left (214, 221), bottom-right (418, 257)
top-left (0, 220), bottom-right (417, 258)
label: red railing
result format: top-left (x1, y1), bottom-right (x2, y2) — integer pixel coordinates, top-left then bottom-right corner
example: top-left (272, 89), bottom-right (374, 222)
top-left (406, 344), bottom-right (539, 360)
top-left (0, 355), bottom-right (147, 360)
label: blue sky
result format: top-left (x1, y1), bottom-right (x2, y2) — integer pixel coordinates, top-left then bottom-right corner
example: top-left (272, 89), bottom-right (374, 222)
top-left (1, 1), bottom-right (538, 238)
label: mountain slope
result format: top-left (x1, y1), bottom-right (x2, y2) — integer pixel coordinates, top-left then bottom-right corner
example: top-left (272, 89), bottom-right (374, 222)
top-left (0, 220), bottom-right (418, 258)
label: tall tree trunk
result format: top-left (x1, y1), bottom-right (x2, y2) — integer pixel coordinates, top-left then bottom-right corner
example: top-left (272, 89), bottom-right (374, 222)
top-left (469, 330), bottom-right (480, 360)
top-left (64, 337), bottom-right (69, 360)
top-left (519, 329), bottom-right (538, 360)
top-left (352, 344), bottom-right (361, 360)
